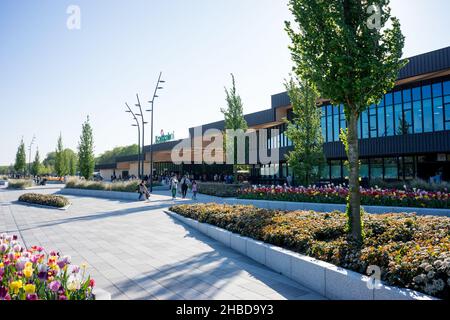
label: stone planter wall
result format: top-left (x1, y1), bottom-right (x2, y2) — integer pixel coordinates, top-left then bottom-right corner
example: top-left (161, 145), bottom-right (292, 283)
top-left (165, 210), bottom-right (436, 301)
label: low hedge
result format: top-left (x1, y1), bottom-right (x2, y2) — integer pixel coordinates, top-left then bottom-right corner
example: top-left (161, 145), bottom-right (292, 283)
top-left (198, 182), bottom-right (249, 198)
top-left (7, 180), bottom-right (33, 190)
top-left (170, 203), bottom-right (450, 299)
top-left (18, 193), bottom-right (70, 208)
top-left (65, 179), bottom-right (161, 193)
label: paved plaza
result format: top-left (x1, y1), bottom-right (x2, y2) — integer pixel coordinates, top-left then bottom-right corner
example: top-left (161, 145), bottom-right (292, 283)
top-left (0, 186), bottom-right (324, 300)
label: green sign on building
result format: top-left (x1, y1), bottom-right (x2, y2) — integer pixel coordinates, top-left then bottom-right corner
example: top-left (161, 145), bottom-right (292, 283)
top-left (155, 130), bottom-right (175, 144)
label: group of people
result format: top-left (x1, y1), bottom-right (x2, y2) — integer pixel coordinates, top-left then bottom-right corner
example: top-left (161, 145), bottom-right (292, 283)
top-left (168, 174), bottom-right (198, 200)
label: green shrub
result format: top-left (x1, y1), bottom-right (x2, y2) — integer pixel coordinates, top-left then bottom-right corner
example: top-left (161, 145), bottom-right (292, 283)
top-left (7, 179), bottom-right (33, 190)
top-left (18, 193), bottom-right (70, 208)
top-left (170, 203), bottom-right (450, 299)
top-left (0, 176), bottom-right (8, 181)
top-left (197, 182), bottom-right (248, 198)
top-left (65, 178), bottom-right (160, 193)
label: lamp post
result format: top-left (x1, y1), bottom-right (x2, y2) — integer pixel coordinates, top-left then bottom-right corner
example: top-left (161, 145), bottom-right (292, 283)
top-left (125, 103), bottom-right (141, 179)
top-left (135, 94), bottom-right (148, 178)
top-left (147, 72), bottom-right (165, 193)
top-left (28, 135), bottom-right (36, 177)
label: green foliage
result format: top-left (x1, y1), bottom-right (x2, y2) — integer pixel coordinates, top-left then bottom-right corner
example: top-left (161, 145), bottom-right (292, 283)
top-left (43, 151), bottom-right (56, 168)
top-left (66, 178), bottom-right (161, 193)
top-left (14, 139), bottom-right (27, 175)
top-left (221, 74), bottom-right (248, 131)
top-left (18, 193), bottom-right (70, 208)
top-left (54, 134), bottom-right (68, 177)
top-left (31, 149), bottom-right (42, 176)
top-left (285, 78), bottom-right (325, 186)
top-left (64, 148), bottom-right (78, 176)
top-left (78, 116), bottom-right (95, 180)
top-left (286, 0), bottom-right (406, 243)
top-left (96, 145), bottom-right (139, 165)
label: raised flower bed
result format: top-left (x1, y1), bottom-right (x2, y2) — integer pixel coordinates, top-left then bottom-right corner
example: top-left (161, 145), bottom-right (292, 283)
top-left (170, 203), bottom-right (450, 299)
top-left (0, 233), bottom-right (95, 300)
top-left (238, 185), bottom-right (450, 209)
top-left (18, 193), bottom-right (70, 209)
top-left (7, 180), bottom-right (33, 190)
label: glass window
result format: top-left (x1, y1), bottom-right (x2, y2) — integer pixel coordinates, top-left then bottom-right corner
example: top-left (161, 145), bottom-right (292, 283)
top-left (385, 93), bottom-right (393, 106)
top-left (377, 105), bottom-right (385, 137)
top-left (343, 164), bottom-right (349, 180)
top-left (321, 117), bottom-right (327, 141)
top-left (403, 89), bottom-right (412, 103)
top-left (362, 110), bottom-right (369, 139)
top-left (394, 104), bottom-right (403, 135)
top-left (445, 103), bottom-right (450, 124)
top-left (385, 105), bottom-right (394, 136)
top-left (400, 157), bottom-right (415, 181)
top-left (333, 111), bottom-right (340, 141)
top-left (444, 81), bottom-right (450, 96)
top-left (423, 99), bottom-right (433, 132)
top-left (321, 164), bottom-right (330, 180)
top-left (412, 87), bottom-right (421, 101)
top-left (434, 97), bottom-right (444, 131)
top-left (360, 160), bottom-right (369, 179)
top-left (404, 109), bottom-right (413, 134)
top-left (433, 83), bottom-right (443, 97)
top-left (384, 158), bottom-right (398, 179)
top-left (371, 159), bottom-right (383, 179)
top-left (422, 85), bottom-right (432, 99)
top-left (331, 161), bottom-right (342, 180)
top-left (394, 91), bottom-right (402, 104)
top-left (327, 114), bottom-right (333, 142)
top-left (413, 101), bottom-right (423, 133)
top-left (445, 96), bottom-right (450, 104)
top-left (357, 115), bottom-right (361, 139)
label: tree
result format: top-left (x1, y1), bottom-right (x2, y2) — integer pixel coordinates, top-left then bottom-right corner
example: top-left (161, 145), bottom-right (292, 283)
top-left (78, 116), bottom-right (95, 180)
top-left (220, 74), bottom-right (248, 181)
top-left (96, 144), bottom-right (139, 165)
top-left (31, 148), bottom-right (42, 176)
top-left (54, 133), bottom-right (68, 177)
top-left (64, 149), bottom-right (78, 176)
top-left (14, 139), bottom-right (27, 176)
top-left (286, 0), bottom-right (406, 243)
top-left (285, 78), bottom-right (325, 186)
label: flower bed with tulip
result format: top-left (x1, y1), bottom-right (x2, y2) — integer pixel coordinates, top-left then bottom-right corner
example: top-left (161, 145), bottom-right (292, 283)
top-left (170, 203), bottom-right (450, 299)
top-left (238, 185), bottom-right (450, 209)
top-left (18, 193), bottom-right (70, 208)
top-left (0, 233), bottom-right (95, 300)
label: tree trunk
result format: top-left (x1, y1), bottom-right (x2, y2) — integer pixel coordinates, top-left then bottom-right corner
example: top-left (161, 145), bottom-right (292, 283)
top-left (347, 112), bottom-right (363, 243)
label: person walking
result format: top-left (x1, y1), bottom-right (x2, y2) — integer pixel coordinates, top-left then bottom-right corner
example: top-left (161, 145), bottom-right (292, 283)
top-left (191, 180), bottom-right (198, 200)
top-left (170, 176), bottom-right (178, 199)
top-left (137, 180), bottom-right (149, 201)
top-left (180, 175), bottom-right (190, 199)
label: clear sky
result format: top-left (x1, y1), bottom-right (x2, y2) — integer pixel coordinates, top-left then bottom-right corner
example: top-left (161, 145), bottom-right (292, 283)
top-left (1, 0), bottom-right (450, 165)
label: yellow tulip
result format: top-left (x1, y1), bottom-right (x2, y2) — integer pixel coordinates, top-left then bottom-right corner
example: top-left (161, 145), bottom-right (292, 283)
top-left (24, 284), bottom-right (36, 294)
top-left (10, 280), bottom-right (23, 293)
top-left (23, 267), bottom-right (33, 278)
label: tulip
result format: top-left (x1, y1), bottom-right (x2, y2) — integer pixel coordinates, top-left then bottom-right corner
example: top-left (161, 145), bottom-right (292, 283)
top-left (24, 284), bottom-right (36, 294)
top-left (26, 293), bottom-right (38, 300)
top-left (49, 281), bottom-right (61, 292)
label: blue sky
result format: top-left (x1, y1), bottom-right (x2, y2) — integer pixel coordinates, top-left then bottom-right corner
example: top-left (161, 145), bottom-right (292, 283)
top-left (1, 0), bottom-right (449, 165)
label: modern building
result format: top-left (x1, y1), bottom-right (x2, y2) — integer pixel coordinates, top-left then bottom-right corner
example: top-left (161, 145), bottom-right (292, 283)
top-left (97, 46), bottom-right (450, 185)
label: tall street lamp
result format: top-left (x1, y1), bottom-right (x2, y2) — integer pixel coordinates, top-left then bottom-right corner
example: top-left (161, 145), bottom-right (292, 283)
top-left (28, 135), bottom-right (36, 177)
top-left (147, 72), bottom-right (165, 193)
top-left (125, 103), bottom-right (141, 179)
top-left (135, 94), bottom-right (148, 178)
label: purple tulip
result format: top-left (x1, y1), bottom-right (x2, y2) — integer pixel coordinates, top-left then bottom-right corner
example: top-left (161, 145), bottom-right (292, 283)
top-left (49, 281), bottom-right (61, 292)
top-left (15, 260), bottom-right (27, 271)
top-left (59, 295), bottom-right (68, 300)
top-left (26, 294), bottom-right (38, 300)
top-left (0, 287), bottom-right (7, 299)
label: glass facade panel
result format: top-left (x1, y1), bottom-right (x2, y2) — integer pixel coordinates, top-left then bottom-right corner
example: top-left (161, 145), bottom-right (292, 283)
top-left (422, 85), bottom-right (432, 99)
top-left (433, 83), bottom-right (443, 97)
top-left (333, 112), bottom-right (340, 141)
top-left (384, 158), bottom-right (398, 179)
top-left (371, 159), bottom-right (383, 179)
top-left (423, 99), bottom-right (433, 132)
top-left (434, 97), bottom-right (444, 131)
top-left (377, 104), bottom-right (385, 137)
top-left (413, 101), bottom-right (423, 133)
top-left (444, 81), bottom-right (450, 96)
top-left (394, 104), bottom-right (403, 135)
top-left (331, 161), bottom-right (342, 180)
top-left (362, 110), bottom-right (369, 139)
top-left (385, 105), bottom-right (394, 136)
top-left (360, 160), bottom-right (369, 179)
top-left (403, 89), bottom-right (412, 103)
top-left (412, 87), bottom-right (421, 101)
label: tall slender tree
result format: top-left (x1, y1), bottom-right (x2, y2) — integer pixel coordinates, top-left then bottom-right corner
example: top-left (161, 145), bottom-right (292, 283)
top-left (78, 116), bottom-right (95, 180)
top-left (14, 139), bottom-right (27, 176)
top-left (286, 0), bottom-right (406, 242)
top-left (285, 78), bottom-right (325, 186)
top-left (220, 74), bottom-right (248, 181)
top-left (64, 149), bottom-right (78, 176)
top-left (55, 133), bottom-right (68, 177)
top-left (31, 148), bottom-right (42, 176)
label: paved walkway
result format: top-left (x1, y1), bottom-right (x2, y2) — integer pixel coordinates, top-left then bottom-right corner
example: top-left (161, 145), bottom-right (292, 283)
top-left (0, 186), bottom-right (324, 300)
